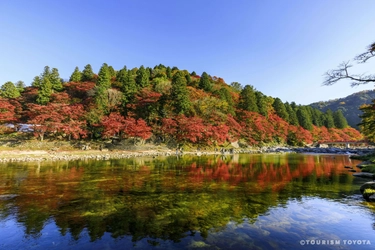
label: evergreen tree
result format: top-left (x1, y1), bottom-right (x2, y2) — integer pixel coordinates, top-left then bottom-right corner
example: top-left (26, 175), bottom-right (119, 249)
top-left (82, 64), bottom-right (94, 82)
top-left (230, 82), bottom-right (242, 92)
top-left (171, 71), bottom-right (190, 114)
top-left (147, 67), bottom-right (153, 78)
top-left (31, 66), bottom-right (62, 92)
top-left (311, 108), bottom-right (323, 127)
top-left (69, 66), bottom-right (82, 82)
top-left (359, 101), bottom-right (375, 142)
top-left (191, 71), bottom-right (197, 76)
top-left (135, 65), bottom-right (150, 88)
top-left (32, 76), bottom-right (42, 88)
top-left (285, 102), bottom-right (299, 126)
top-left (94, 87), bottom-right (108, 113)
top-left (108, 66), bottom-right (116, 78)
top-left (119, 68), bottom-right (138, 105)
top-left (36, 77), bottom-right (52, 105)
top-left (42, 66), bottom-right (51, 79)
top-left (255, 91), bottom-right (268, 117)
top-left (323, 109), bottom-right (335, 128)
top-left (216, 87), bottom-right (235, 115)
top-left (296, 106), bottom-right (313, 131)
top-left (238, 85), bottom-right (258, 112)
top-left (185, 73), bottom-right (192, 85)
top-left (50, 68), bottom-right (63, 91)
top-left (96, 63), bottom-right (111, 89)
top-left (199, 72), bottom-right (212, 92)
top-left (95, 64), bottom-right (111, 112)
top-left (166, 66), bottom-right (172, 78)
top-left (272, 98), bottom-right (289, 121)
top-left (116, 65), bottom-right (127, 80)
top-left (15, 81), bottom-right (25, 92)
top-left (333, 110), bottom-right (348, 128)
top-left (290, 101), bottom-right (298, 111)
top-left (116, 66), bottom-right (127, 84)
top-left (0, 81), bottom-right (20, 98)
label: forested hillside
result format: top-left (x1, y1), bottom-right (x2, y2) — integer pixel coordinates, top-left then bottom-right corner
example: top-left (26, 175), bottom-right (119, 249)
top-left (310, 90), bottom-right (375, 129)
top-left (0, 64), bottom-right (363, 147)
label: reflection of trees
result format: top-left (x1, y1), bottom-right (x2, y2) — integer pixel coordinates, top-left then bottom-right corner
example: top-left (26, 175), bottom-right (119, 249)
top-left (0, 154), bottom-right (358, 243)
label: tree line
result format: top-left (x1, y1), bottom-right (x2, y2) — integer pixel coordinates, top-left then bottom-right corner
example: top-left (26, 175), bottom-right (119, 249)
top-left (0, 63), bottom-right (362, 146)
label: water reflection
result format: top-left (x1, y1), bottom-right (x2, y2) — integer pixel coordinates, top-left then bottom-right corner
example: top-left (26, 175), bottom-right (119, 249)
top-left (0, 154), bottom-right (374, 249)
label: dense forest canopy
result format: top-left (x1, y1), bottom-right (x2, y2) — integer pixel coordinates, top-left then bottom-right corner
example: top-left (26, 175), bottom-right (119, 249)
top-left (0, 63), bottom-right (363, 146)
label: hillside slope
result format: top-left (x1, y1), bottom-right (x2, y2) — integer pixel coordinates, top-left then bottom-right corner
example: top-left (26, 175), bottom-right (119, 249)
top-left (310, 90), bottom-right (375, 129)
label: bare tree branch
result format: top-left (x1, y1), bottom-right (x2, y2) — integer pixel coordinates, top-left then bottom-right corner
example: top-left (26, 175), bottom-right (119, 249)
top-left (323, 61), bottom-right (375, 86)
top-left (323, 41), bottom-right (375, 87)
top-left (355, 42), bottom-right (375, 63)
top-left (355, 51), bottom-right (374, 63)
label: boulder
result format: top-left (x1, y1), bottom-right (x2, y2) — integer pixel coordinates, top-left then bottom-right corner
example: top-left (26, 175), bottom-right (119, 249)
top-left (357, 161), bottom-right (373, 169)
top-left (360, 182), bottom-right (375, 201)
top-left (353, 172), bottom-right (375, 179)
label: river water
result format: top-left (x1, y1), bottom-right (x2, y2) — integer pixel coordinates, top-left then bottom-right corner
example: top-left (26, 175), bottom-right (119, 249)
top-left (0, 153), bottom-right (374, 249)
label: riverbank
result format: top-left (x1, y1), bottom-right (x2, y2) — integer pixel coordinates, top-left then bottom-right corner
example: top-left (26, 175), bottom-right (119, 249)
top-left (0, 142), bottom-right (374, 163)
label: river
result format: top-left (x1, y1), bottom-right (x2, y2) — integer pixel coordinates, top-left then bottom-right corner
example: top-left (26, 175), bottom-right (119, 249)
top-left (0, 153), bottom-right (374, 249)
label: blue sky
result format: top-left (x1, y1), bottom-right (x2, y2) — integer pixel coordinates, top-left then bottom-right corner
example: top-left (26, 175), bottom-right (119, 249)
top-left (1, 0), bottom-right (374, 105)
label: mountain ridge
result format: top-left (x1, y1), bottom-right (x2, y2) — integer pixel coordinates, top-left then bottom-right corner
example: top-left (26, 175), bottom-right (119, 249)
top-left (309, 89), bottom-right (375, 129)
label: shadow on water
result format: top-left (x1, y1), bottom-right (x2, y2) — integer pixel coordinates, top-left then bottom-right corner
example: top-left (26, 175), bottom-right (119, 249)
top-left (0, 153), bottom-right (375, 249)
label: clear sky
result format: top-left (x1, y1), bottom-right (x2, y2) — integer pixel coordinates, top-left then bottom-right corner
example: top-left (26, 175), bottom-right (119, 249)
top-left (1, 0), bottom-right (374, 105)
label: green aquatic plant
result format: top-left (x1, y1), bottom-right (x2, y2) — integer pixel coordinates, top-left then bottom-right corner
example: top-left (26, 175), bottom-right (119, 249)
top-left (363, 188), bottom-right (375, 201)
top-left (363, 188), bottom-right (375, 195)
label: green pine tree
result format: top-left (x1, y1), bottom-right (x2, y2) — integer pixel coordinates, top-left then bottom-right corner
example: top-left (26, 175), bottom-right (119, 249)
top-left (0, 81), bottom-right (20, 98)
top-left (311, 108), bottom-right (323, 127)
top-left (273, 98), bottom-right (289, 121)
top-left (94, 64), bottom-right (111, 112)
top-left (199, 72), bottom-right (212, 92)
top-left (323, 109), bottom-right (335, 128)
top-left (171, 71), bottom-right (191, 114)
top-left (333, 110), bottom-right (348, 128)
top-left (255, 91), bottom-right (268, 117)
top-left (166, 67), bottom-right (172, 78)
top-left (15, 81), bottom-right (25, 92)
top-left (297, 107), bottom-right (313, 131)
top-left (82, 64), bottom-right (94, 82)
top-left (50, 68), bottom-right (63, 91)
top-left (136, 65), bottom-right (150, 88)
top-left (96, 63), bottom-right (111, 89)
top-left (108, 66), bottom-right (116, 78)
top-left (32, 76), bottom-right (42, 88)
top-left (185, 73), bottom-right (192, 85)
top-left (119, 68), bottom-right (138, 106)
top-left (230, 82), bottom-right (242, 92)
top-left (42, 66), bottom-right (51, 79)
top-left (216, 87), bottom-right (235, 115)
top-left (238, 85), bottom-right (258, 112)
top-left (36, 77), bottom-right (52, 105)
top-left (285, 102), bottom-right (299, 126)
top-left (116, 65), bottom-right (127, 81)
top-left (69, 66), bottom-right (82, 82)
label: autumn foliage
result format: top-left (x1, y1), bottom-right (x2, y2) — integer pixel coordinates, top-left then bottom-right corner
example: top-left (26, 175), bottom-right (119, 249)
top-left (0, 63), bottom-right (364, 145)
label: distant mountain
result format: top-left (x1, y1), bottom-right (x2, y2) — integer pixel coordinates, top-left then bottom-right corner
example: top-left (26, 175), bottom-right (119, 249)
top-left (309, 90), bottom-right (375, 129)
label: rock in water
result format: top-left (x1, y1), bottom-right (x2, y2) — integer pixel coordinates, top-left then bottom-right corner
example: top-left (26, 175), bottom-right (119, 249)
top-left (360, 182), bottom-right (375, 201)
top-left (357, 161), bottom-right (373, 169)
top-left (353, 173), bottom-right (375, 179)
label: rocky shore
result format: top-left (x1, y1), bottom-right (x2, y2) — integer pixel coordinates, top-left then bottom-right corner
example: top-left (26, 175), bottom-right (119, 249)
top-left (0, 145), bottom-right (373, 163)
